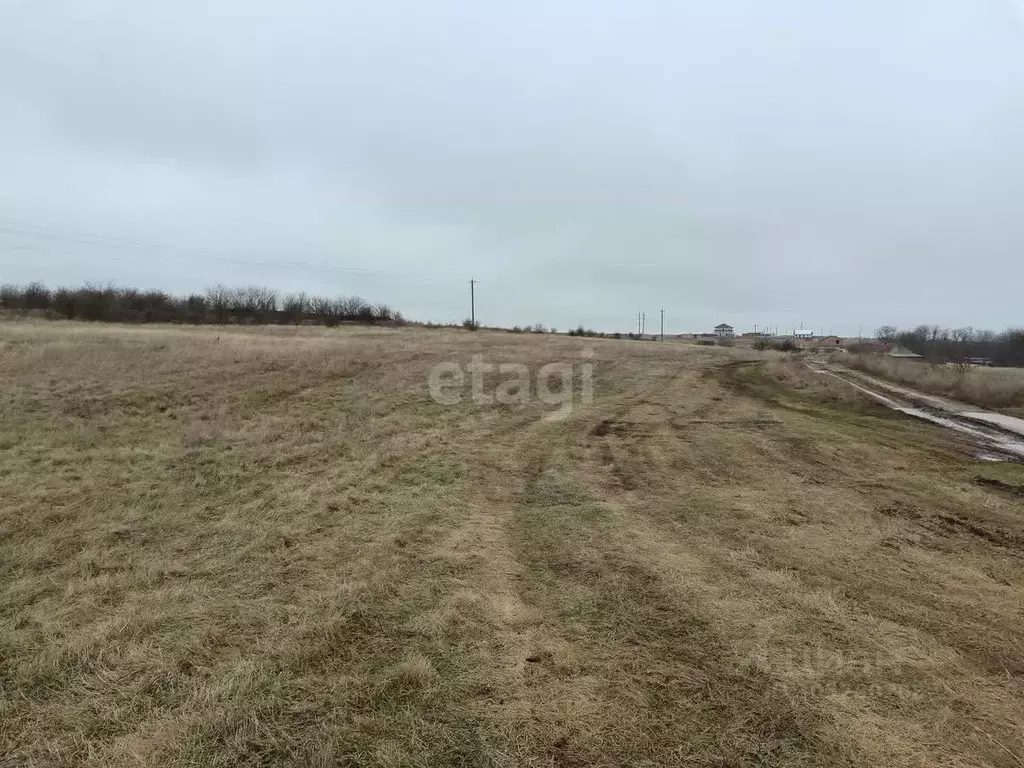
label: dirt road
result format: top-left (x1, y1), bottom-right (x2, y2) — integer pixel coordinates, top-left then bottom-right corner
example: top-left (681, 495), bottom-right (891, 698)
top-left (809, 363), bottom-right (1024, 462)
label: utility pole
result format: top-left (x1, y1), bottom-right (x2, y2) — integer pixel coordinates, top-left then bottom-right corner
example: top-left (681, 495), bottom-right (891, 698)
top-left (642, 312), bottom-right (646, 336)
top-left (469, 279), bottom-right (476, 327)
top-left (660, 308), bottom-right (665, 341)
top-left (637, 311), bottom-right (641, 336)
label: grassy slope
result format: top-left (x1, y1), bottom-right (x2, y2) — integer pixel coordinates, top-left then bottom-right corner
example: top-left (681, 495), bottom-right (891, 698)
top-left (1, 322), bottom-right (1023, 767)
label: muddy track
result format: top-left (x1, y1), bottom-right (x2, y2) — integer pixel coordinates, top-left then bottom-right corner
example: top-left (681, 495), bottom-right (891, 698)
top-left (808, 364), bottom-right (1024, 462)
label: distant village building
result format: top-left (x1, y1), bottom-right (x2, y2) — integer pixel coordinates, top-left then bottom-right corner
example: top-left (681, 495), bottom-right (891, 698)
top-left (814, 335), bottom-right (843, 348)
top-left (793, 329), bottom-right (816, 339)
top-left (888, 346), bottom-right (924, 360)
top-left (714, 323), bottom-right (734, 339)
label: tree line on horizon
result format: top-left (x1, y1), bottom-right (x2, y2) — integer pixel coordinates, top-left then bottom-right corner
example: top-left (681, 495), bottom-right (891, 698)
top-left (875, 324), bottom-right (1024, 367)
top-left (0, 282), bottom-right (402, 326)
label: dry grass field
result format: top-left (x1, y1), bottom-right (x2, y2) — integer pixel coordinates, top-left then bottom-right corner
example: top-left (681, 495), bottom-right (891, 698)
top-left (2, 321), bottom-right (1023, 767)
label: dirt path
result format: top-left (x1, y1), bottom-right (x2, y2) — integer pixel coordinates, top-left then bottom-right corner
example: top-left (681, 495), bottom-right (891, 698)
top-left (809, 363), bottom-right (1024, 462)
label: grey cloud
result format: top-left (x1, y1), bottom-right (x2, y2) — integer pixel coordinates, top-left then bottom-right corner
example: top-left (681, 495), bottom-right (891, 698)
top-left (2, 0), bottom-right (1024, 333)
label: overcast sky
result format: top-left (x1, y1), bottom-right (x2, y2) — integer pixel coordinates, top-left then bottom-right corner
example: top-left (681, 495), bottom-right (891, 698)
top-left (2, 1), bottom-right (1023, 335)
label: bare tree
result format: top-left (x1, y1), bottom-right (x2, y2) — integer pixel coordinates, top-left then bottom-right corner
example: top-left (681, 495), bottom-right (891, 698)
top-left (23, 281), bottom-right (51, 310)
top-left (282, 292), bottom-right (308, 324)
top-left (0, 284), bottom-right (17, 308)
top-left (229, 286), bottom-right (277, 322)
top-left (185, 294), bottom-right (207, 323)
top-left (876, 325), bottom-right (898, 342)
top-left (308, 296), bottom-right (336, 325)
top-left (335, 295), bottom-right (371, 321)
top-left (54, 287), bottom-right (78, 318)
top-left (1, 281), bottom-right (403, 329)
top-left (205, 284), bottom-right (232, 323)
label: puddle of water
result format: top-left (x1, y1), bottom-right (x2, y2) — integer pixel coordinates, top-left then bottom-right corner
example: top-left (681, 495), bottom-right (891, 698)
top-left (962, 411), bottom-right (1024, 438)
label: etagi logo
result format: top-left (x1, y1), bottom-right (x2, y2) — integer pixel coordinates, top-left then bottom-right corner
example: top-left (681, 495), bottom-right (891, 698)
top-left (428, 352), bottom-right (593, 420)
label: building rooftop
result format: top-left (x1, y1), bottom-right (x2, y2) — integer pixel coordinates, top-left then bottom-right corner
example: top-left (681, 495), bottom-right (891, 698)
top-left (888, 346), bottom-right (923, 359)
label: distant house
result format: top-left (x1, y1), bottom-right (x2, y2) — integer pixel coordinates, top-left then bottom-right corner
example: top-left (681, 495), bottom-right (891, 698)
top-left (793, 329), bottom-right (816, 339)
top-left (714, 323), bottom-right (734, 339)
top-left (888, 346), bottom-right (924, 360)
top-left (814, 335), bottom-right (842, 348)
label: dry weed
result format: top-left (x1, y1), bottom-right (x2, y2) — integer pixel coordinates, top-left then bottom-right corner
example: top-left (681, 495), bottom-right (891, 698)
top-left (0, 321), bottom-right (1022, 766)
top-left (849, 354), bottom-right (1024, 414)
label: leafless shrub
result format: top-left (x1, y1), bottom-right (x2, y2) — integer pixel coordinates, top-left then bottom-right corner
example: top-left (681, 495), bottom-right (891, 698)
top-left (0, 282), bottom-right (403, 328)
top-left (876, 323), bottom-right (1024, 367)
top-left (205, 284), bottom-right (232, 323)
top-left (282, 292), bottom-right (308, 324)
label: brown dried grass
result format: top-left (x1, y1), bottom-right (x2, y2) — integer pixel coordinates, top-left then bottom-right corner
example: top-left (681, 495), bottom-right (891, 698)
top-left (849, 354), bottom-right (1024, 415)
top-left (0, 321), bottom-right (1022, 766)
